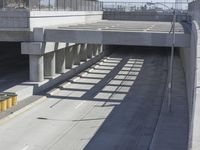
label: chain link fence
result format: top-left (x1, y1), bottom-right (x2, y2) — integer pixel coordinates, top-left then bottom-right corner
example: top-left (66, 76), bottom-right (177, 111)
top-left (0, 0), bottom-right (103, 11)
top-left (102, 1), bottom-right (188, 13)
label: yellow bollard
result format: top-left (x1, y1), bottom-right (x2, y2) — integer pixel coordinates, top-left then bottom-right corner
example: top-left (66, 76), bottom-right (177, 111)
top-left (0, 93), bottom-right (6, 112)
top-left (5, 92), bottom-right (18, 106)
top-left (12, 96), bottom-right (17, 106)
top-left (1, 99), bottom-right (7, 112)
top-left (6, 97), bottom-right (12, 109)
top-left (0, 100), bottom-right (2, 112)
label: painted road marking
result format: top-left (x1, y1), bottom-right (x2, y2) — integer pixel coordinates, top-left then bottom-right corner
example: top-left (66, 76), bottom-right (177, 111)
top-left (75, 101), bottom-right (86, 109)
top-left (22, 145), bottom-right (29, 150)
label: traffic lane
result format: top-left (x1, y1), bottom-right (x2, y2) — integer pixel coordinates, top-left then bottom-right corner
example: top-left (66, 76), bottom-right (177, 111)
top-left (0, 53), bottom-right (127, 150)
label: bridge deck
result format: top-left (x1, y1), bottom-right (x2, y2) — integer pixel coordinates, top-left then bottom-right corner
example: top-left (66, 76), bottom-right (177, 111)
top-left (56, 21), bottom-right (186, 33)
top-left (45, 20), bottom-right (190, 47)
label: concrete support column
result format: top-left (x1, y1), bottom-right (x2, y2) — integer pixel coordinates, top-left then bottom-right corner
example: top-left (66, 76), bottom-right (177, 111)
top-left (99, 45), bottom-right (103, 53)
top-left (56, 48), bottom-right (66, 73)
top-left (80, 44), bottom-right (87, 61)
top-left (74, 44), bottom-right (81, 65)
top-left (65, 46), bottom-right (74, 69)
top-left (87, 44), bottom-right (93, 59)
top-left (44, 52), bottom-right (56, 78)
top-left (93, 44), bottom-right (99, 56)
top-left (29, 55), bottom-right (44, 82)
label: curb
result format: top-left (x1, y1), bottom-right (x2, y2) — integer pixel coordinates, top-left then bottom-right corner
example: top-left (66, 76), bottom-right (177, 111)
top-left (0, 96), bottom-right (46, 125)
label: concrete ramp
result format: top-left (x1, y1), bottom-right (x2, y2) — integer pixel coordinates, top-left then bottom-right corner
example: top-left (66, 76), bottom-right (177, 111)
top-left (45, 20), bottom-right (190, 48)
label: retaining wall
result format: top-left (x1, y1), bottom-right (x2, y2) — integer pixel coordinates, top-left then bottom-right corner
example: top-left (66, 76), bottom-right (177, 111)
top-left (179, 21), bottom-right (200, 150)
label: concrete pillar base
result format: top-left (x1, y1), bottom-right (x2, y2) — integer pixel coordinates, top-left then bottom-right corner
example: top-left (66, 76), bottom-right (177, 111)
top-left (87, 44), bottom-right (93, 59)
top-left (74, 44), bottom-right (81, 65)
top-left (93, 44), bottom-right (99, 56)
top-left (29, 55), bottom-right (44, 82)
top-left (80, 44), bottom-right (87, 61)
top-left (65, 46), bottom-right (74, 69)
top-left (44, 52), bottom-right (56, 78)
top-left (56, 48), bottom-right (66, 73)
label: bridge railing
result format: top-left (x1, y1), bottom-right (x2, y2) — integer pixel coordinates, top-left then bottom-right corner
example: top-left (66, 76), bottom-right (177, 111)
top-left (0, 0), bottom-right (103, 11)
top-left (102, 1), bottom-right (188, 13)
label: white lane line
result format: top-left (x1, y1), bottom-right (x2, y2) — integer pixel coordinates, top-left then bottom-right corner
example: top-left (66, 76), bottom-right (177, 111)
top-left (22, 145), bottom-right (29, 150)
top-left (75, 101), bottom-right (86, 109)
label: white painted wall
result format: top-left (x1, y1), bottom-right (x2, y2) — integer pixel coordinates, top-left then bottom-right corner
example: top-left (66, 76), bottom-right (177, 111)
top-left (29, 11), bottom-right (103, 29)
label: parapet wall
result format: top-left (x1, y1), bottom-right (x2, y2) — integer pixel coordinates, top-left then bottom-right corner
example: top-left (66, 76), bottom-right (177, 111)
top-left (103, 11), bottom-right (189, 22)
top-left (0, 10), bottom-right (103, 29)
top-left (179, 21), bottom-right (200, 150)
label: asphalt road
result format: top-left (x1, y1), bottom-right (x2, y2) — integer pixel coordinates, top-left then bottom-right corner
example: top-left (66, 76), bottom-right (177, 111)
top-left (0, 47), bottom-right (188, 150)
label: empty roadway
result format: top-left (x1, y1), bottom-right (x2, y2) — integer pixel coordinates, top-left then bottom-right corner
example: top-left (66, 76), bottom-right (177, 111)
top-left (0, 47), bottom-right (188, 150)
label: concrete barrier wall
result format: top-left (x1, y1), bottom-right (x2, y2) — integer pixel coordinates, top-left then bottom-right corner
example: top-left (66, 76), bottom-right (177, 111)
top-left (0, 10), bottom-right (103, 29)
top-left (0, 10), bottom-right (29, 28)
top-left (179, 21), bottom-right (200, 150)
top-left (103, 11), bottom-right (189, 22)
top-left (29, 11), bottom-right (103, 29)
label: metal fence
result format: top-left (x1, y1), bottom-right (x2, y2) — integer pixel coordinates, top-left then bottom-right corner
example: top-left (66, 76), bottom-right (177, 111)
top-left (102, 1), bottom-right (188, 13)
top-left (0, 0), bottom-right (103, 11)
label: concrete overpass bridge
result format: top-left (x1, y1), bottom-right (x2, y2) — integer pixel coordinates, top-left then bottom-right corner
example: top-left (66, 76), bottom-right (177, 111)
top-left (0, 0), bottom-right (199, 150)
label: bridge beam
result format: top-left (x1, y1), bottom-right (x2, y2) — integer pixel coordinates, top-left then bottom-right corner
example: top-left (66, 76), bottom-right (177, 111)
top-left (45, 29), bottom-right (190, 48)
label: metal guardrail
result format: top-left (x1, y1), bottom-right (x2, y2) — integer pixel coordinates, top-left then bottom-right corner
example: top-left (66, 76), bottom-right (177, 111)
top-left (102, 1), bottom-right (188, 13)
top-left (0, 0), bottom-right (103, 11)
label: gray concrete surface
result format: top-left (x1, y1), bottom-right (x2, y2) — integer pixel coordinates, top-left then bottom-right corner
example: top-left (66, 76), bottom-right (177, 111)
top-left (0, 48), bottom-right (188, 150)
top-left (103, 11), bottom-right (189, 22)
top-left (179, 20), bottom-right (200, 150)
top-left (0, 11), bottom-right (103, 29)
top-left (45, 20), bottom-right (190, 47)
top-left (0, 11), bottom-right (103, 42)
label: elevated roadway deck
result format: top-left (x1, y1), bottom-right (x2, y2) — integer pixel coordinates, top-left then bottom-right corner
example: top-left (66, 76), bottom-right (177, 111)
top-left (45, 20), bottom-right (190, 47)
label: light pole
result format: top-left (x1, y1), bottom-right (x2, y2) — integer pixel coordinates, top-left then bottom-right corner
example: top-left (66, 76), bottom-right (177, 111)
top-left (147, 2), bottom-right (176, 113)
top-left (2, 0), bottom-right (4, 9)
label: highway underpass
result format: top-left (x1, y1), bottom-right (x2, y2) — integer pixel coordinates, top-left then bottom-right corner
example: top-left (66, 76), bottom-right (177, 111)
top-left (0, 42), bottom-right (29, 91)
top-left (0, 46), bottom-right (188, 150)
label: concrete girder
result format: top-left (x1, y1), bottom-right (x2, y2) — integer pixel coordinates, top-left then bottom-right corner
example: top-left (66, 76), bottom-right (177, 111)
top-left (21, 42), bottom-right (68, 55)
top-left (45, 29), bottom-right (190, 48)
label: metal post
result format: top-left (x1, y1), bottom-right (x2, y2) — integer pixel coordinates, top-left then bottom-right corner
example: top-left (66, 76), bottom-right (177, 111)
top-left (70, 0), bottom-right (72, 11)
top-left (49, 0), bottom-right (50, 11)
top-left (76, 0), bottom-right (77, 10)
top-left (64, 0), bottom-right (66, 10)
top-left (168, 10), bottom-right (176, 113)
top-left (2, 0), bottom-right (4, 9)
top-left (39, 0), bottom-right (41, 10)
top-left (56, 0), bottom-right (58, 11)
